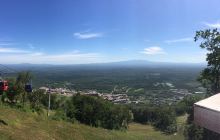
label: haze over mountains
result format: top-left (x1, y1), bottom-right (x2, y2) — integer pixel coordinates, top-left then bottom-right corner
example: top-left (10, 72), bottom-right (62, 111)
top-left (3, 60), bottom-right (206, 70)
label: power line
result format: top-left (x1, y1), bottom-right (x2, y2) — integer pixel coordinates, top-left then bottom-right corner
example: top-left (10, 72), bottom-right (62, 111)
top-left (0, 64), bottom-right (18, 73)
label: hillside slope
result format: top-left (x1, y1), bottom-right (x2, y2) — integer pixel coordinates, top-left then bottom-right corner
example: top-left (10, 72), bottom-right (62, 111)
top-left (0, 105), bottom-right (185, 140)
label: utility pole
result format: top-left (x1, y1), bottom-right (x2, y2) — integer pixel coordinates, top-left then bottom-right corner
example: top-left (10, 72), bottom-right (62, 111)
top-left (47, 84), bottom-right (51, 117)
top-left (47, 92), bottom-right (51, 117)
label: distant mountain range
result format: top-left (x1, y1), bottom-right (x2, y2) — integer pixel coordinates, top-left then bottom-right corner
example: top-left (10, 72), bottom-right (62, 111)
top-left (0, 60), bottom-right (206, 72)
top-left (91, 60), bottom-right (206, 67)
top-left (14, 60), bottom-right (206, 66)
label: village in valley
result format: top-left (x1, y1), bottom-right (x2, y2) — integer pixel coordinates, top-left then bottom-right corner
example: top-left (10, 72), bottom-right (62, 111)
top-left (39, 86), bottom-right (131, 104)
top-left (39, 81), bottom-right (204, 105)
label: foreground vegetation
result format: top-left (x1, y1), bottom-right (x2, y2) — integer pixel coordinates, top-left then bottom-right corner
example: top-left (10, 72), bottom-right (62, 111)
top-left (0, 105), bottom-right (185, 140)
top-left (0, 71), bottom-right (200, 139)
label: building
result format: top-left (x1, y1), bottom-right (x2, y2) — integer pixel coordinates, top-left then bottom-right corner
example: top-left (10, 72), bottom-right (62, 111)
top-left (39, 86), bottom-right (75, 96)
top-left (194, 93), bottom-right (220, 134)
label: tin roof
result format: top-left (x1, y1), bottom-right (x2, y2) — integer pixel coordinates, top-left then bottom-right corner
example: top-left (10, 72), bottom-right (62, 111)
top-left (195, 93), bottom-right (220, 112)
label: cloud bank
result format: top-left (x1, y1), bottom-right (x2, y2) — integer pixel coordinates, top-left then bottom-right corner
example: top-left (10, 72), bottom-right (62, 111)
top-left (204, 22), bottom-right (220, 28)
top-left (141, 46), bottom-right (166, 55)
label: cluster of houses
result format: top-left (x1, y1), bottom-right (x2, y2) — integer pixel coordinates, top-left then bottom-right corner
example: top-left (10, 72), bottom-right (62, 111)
top-left (39, 86), bottom-right (76, 97)
top-left (151, 88), bottom-right (205, 105)
top-left (169, 88), bottom-right (192, 95)
top-left (39, 85), bottom-right (204, 105)
top-left (81, 90), bottom-right (131, 104)
top-left (102, 93), bottom-right (130, 104)
top-left (39, 87), bottom-right (131, 104)
top-left (153, 82), bottom-right (175, 88)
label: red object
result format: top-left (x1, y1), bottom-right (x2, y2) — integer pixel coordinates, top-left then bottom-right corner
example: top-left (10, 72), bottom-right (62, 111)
top-left (0, 81), bottom-right (8, 91)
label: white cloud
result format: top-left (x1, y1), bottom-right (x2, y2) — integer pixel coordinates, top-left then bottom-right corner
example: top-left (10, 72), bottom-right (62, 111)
top-left (30, 52), bottom-right (44, 56)
top-left (0, 47), bottom-right (30, 53)
top-left (141, 46), bottom-right (166, 55)
top-left (0, 46), bottom-right (103, 64)
top-left (0, 41), bottom-right (17, 46)
top-left (204, 22), bottom-right (220, 28)
top-left (0, 50), bottom-right (102, 64)
top-left (164, 37), bottom-right (193, 43)
top-left (73, 32), bottom-right (103, 39)
top-left (36, 53), bottom-right (100, 64)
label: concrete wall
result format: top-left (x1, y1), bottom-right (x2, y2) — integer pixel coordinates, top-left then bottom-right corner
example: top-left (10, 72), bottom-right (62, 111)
top-left (194, 104), bottom-right (220, 134)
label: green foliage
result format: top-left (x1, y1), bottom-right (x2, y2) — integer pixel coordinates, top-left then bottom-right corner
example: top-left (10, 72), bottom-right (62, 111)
top-left (184, 124), bottom-right (203, 140)
top-left (6, 85), bottom-right (18, 103)
top-left (0, 104), bottom-right (184, 140)
top-left (51, 109), bottom-right (67, 121)
top-left (182, 95), bottom-right (220, 140)
top-left (202, 128), bottom-right (220, 140)
top-left (65, 99), bottom-right (76, 122)
top-left (175, 101), bottom-right (187, 116)
top-left (102, 105), bottom-right (133, 130)
top-left (183, 95), bottom-right (203, 123)
top-left (27, 89), bottom-right (45, 111)
top-left (40, 93), bottom-right (57, 109)
top-left (16, 71), bottom-right (32, 84)
top-left (2, 78), bottom-right (18, 104)
top-left (40, 93), bottom-right (68, 110)
top-left (132, 106), bottom-right (155, 123)
top-left (186, 28), bottom-right (220, 138)
top-left (30, 65), bottom-right (202, 93)
top-left (127, 88), bottom-right (145, 96)
top-left (174, 94), bottom-right (205, 117)
top-left (131, 105), bottom-right (177, 134)
top-left (66, 95), bottom-right (133, 130)
top-left (195, 28), bottom-right (220, 94)
top-left (184, 28), bottom-right (220, 139)
top-left (153, 107), bottom-right (177, 134)
top-left (16, 71), bottom-right (33, 106)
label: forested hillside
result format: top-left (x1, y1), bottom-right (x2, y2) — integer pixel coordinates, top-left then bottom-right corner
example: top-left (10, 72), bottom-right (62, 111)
top-left (0, 105), bottom-right (185, 140)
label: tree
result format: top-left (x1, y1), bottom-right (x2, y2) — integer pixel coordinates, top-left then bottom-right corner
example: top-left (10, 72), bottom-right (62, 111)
top-left (40, 93), bottom-right (59, 110)
top-left (195, 28), bottom-right (220, 94)
top-left (153, 107), bottom-right (177, 134)
top-left (184, 29), bottom-right (220, 139)
top-left (183, 95), bottom-right (204, 140)
top-left (6, 78), bottom-right (19, 104)
top-left (131, 105), bottom-right (177, 134)
top-left (184, 124), bottom-right (203, 140)
top-left (27, 89), bottom-right (45, 110)
top-left (16, 71), bottom-right (32, 106)
top-left (66, 94), bottom-right (133, 130)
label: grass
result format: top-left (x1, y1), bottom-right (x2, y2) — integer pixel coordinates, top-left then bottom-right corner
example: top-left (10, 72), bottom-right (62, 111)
top-left (0, 105), bottom-right (185, 140)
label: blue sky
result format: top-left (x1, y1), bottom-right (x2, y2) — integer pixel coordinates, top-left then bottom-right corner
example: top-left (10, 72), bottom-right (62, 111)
top-left (0, 0), bottom-right (220, 64)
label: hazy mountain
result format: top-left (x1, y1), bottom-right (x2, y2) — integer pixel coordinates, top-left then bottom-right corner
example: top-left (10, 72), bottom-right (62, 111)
top-left (0, 60), bottom-right (206, 72)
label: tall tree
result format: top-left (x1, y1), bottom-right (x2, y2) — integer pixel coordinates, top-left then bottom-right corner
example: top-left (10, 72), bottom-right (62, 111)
top-left (195, 28), bottom-right (220, 94)
top-left (185, 29), bottom-right (220, 139)
top-left (16, 71), bottom-right (32, 106)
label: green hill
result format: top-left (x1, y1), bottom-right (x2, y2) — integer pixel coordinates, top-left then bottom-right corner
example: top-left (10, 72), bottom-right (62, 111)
top-left (0, 105), bottom-right (185, 140)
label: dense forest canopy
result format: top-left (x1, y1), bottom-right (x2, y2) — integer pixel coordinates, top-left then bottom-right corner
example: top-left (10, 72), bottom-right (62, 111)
top-left (3, 62), bottom-right (204, 93)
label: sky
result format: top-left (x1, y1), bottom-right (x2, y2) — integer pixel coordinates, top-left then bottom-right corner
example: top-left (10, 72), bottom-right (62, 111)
top-left (0, 0), bottom-right (220, 64)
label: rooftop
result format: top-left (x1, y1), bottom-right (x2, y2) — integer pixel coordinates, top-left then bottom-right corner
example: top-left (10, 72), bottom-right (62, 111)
top-left (194, 93), bottom-right (220, 112)
top-left (194, 93), bottom-right (220, 134)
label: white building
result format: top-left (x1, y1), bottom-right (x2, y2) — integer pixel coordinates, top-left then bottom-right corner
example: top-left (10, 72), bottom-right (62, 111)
top-left (194, 93), bottom-right (220, 134)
